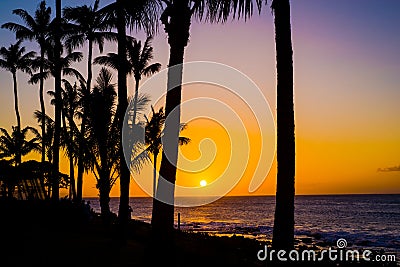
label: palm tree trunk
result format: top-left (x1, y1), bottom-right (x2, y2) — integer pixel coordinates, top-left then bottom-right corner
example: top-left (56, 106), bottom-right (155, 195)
top-left (76, 123), bottom-right (85, 202)
top-left (99, 173), bottom-right (111, 223)
top-left (87, 39), bottom-right (93, 95)
top-left (132, 78), bottom-right (139, 125)
top-left (153, 152), bottom-right (158, 197)
top-left (76, 38), bottom-right (94, 204)
top-left (62, 112), bottom-right (76, 200)
top-left (39, 48), bottom-right (46, 164)
top-left (151, 43), bottom-right (185, 238)
top-left (12, 72), bottom-right (21, 131)
top-left (116, 0), bottom-right (131, 227)
top-left (52, 0), bottom-right (62, 201)
top-left (151, 1), bottom-right (191, 239)
top-left (272, 0), bottom-right (295, 250)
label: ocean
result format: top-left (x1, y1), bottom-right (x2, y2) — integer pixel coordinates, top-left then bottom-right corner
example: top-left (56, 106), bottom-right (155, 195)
top-left (86, 194), bottom-right (400, 257)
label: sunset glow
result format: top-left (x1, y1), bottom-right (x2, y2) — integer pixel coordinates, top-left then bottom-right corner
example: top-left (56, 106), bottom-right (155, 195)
top-left (0, 0), bottom-right (399, 198)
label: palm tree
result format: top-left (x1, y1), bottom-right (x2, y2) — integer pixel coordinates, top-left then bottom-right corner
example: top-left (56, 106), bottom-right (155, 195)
top-left (0, 126), bottom-right (40, 198)
top-left (144, 106), bottom-right (190, 198)
top-left (145, 107), bottom-right (165, 198)
top-left (97, 0), bottom-right (159, 226)
top-left (271, 0), bottom-right (295, 250)
top-left (150, 0), bottom-right (206, 236)
top-left (29, 42), bottom-right (84, 86)
top-left (2, 1), bottom-right (52, 166)
top-left (209, 0), bottom-right (296, 249)
top-left (95, 36), bottom-right (161, 125)
top-left (33, 111), bottom-right (55, 198)
top-left (84, 68), bottom-right (120, 220)
top-left (60, 81), bottom-right (80, 200)
top-left (52, 0), bottom-right (62, 201)
top-left (48, 80), bottom-right (81, 200)
top-left (0, 126), bottom-right (40, 166)
top-left (0, 41), bottom-right (35, 131)
top-left (63, 0), bottom-right (118, 202)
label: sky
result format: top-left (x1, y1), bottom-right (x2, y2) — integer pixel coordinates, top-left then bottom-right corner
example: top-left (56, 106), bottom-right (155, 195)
top-left (0, 0), bottom-right (399, 198)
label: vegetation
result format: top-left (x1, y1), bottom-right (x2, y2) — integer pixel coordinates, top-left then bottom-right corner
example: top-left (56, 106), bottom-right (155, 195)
top-left (0, 0), bottom-right (298, 264)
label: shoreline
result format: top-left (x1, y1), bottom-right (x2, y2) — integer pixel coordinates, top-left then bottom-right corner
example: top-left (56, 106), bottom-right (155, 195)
top-left (0, 199), bottom-right (397, 266)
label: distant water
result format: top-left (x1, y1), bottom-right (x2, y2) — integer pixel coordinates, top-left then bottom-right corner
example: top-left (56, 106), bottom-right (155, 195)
top-left (86, 194), bottom-right (400, 256)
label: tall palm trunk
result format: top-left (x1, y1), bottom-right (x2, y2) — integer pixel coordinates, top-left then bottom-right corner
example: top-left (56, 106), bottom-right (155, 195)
top-left (87, 39), bottom-right (93, 93)
top-left (152, 152), bottom-right (158, 197)
top-left (132, 78), bottom-right (139, 125)
top-left (99, 174), bottom-right (111, 220)
top-left (76, 124), bottom-right (85, 202)
top-left (62, 112), bottom-right (76, 200)
top-left (76, 38), bottom-right (94, 203)
top-left (12, 71), bottom-right (21, 131)
top-left (272, 0), bottom-right (295, 250)
top-left (52, 0), bottom-right (62, 201)
top-left (151, 1), bottom-right (191, 238)
top-left (151, 44), bottom-right (186, 238)
top-left (39, 48), bottom-right (46, 164)
top-left (116, 0), bottom-right (131, 226)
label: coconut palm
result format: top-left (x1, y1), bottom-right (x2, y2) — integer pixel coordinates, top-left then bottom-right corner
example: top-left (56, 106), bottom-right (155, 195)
top-left (29, 40), bottom-right (84, 88)
top-left (0, 126), bottom-right (40, 198)
top-left (0, 126), bottom-right (40, 166)
top-left (144, 106), bottom-right (190, 198)
top-left (94, 36), bottom-right (161, 124)
top-left (2, 1), bottom-right (52, 165)
top-left (209, 0), bottom-right (296, 249)
top-left (47, 80), bottom-right (81, 200)
top-left (64, 0), bottom-right (118, 96)
top-left (0, 41), bottom-right (35, 131)
top-left (150, 0), bottom-right (207, 236)
top-left (83, 68), bottom-right (119, 220)
top-left (33, 111), bottom-right (55, 164)
top-left (97, 0), bottom-right (160, 225)
top-left (270, 0), bottom-right (295, 250)
top-left (51, 0), bottom-right (63, 201)
top-left (33, 111), bottom-right (55, 198)
top-left (63, 0), bottom-right (118, 203)
top-left (60, 80), bottom-right (80, 200)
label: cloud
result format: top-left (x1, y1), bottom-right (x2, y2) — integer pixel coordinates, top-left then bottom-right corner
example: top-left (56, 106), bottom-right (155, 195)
top-left (377, 165), bottom-right (400, 172)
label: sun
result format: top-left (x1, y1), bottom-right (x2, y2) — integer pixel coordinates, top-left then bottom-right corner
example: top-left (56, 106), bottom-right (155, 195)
top-left (200, 180), bottom-right (207, 187)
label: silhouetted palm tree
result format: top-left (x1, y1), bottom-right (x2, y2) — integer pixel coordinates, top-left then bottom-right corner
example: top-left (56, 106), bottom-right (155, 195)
top-left (33, 111), bottom-right (55, 198)
top-left (99, 0), bottom-right (160, 226)
top-left (60, 81), bottom-right (80, 200)
top-left (271, 0), bottom-right (295, 250)
top-left (2, 1), bottom-right (52, 165)
top-left (144, 106), bottom-right (190, 197)
top-left (95, 36), bottom-right (161, 124)
top-left (151, 0), bottom-right (205, 236)
top-left (29, 40), bottom-right (84, 87)
top-left (210, 0), bottom-right (296, 249)
top-left (0, 126), bottom-right (40, 166)
top-left (0, 126), bottom-right (40, 198)
top-left (33, 111), bottom-right (55, 164)
top-left (0, 41), bottom-right (35, 132)
top-left (84, 68), bottom-right (119, 220)
top-left (63, 0), bottom-right (118, 202)
top-left (52, 0), bottom-right (63, 201)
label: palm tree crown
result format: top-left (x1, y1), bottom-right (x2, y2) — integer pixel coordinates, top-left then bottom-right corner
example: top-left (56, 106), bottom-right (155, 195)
top-left (0, 40), bottom-right (35, 75)
top-left (0, 40), bottom-right (35, 131)
top-left (1, 1), bottom-right (52, 48)
top-left (0, 126), bottom-right (40, 165)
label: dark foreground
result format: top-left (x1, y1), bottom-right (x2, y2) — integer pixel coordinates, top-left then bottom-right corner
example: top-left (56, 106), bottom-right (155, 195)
top-left (0, 200), bottom-right (396, 267)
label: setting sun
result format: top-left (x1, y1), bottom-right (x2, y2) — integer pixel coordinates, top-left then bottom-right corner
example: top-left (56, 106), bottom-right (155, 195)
top-left (200, 180), bottom-right (207, 187)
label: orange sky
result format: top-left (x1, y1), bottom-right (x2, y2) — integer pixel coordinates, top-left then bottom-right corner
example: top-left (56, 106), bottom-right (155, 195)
top-left (1, 0), bottom-right (400, 197)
